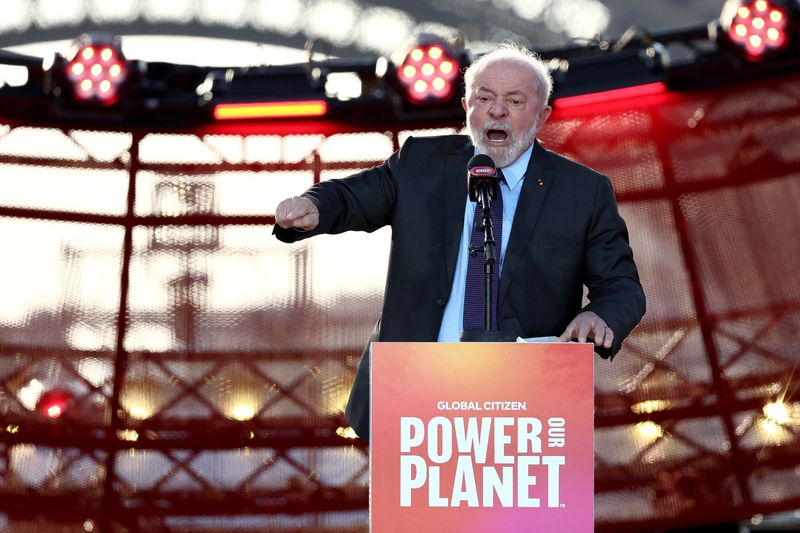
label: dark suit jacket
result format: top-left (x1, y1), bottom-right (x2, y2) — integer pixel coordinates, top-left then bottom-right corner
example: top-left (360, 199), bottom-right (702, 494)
top-left (274, 135), bottom-right (645, 441)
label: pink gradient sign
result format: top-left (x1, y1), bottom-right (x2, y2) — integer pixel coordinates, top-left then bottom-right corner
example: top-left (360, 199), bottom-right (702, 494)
top-left (370, 342), bottom-right (594, 532)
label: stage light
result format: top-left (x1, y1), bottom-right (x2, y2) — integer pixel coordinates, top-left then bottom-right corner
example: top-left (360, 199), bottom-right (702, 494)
top-left (763, 399), bottom-right (790, 425)
top-left (757, 417), bottom-right (791, 443)
top-left (59, 32), bottom-right (129, 106)
top-left (213, 100), bottom-right (328, 120)
top-left (633, 421), bottom-right (664, 443)
top-left (18, 378), bottom-right (44, 410)
top-left (630, 399), bottom-right (671, 414)
top-left (36, 389), bottom-right (72, 419)
top-left (336, 426), bottom-right (359, 439)
top-left (719, 0), bottom-right (797, 61)
top-left (212, 368), bottom-right (268, 421)
top-left (230, 402), bottom-right (257, 421)
top-left (116, 429), bottom-right (139, 442)
top-left (121, 379), bottom-right (163, 420)
top-left (391, 37), bottom-right (464, 106)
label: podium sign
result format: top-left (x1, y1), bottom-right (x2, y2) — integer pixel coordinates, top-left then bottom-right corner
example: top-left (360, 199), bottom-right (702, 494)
top-left (370, 342), bottom-right (594, 532)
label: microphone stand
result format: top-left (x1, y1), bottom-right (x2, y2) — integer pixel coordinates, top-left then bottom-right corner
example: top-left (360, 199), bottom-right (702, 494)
top-left (477, 185), bottom-right (496, 332)
top-left (460, 183), bottom-right (516, 343)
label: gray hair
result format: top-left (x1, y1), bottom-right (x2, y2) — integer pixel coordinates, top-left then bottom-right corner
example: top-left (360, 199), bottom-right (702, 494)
top-left (463, 43), bottom-right (553, 109)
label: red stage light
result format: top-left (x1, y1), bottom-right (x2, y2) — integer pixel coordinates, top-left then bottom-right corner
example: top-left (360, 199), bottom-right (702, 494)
top-left (65, 34), bottom-right (129, 105)
top-left (37, 389), bottom-right (71, 419)
top-left (720, 0), bottom-right (794, 61)
top-left (395, 40), bottom-right (462, 105)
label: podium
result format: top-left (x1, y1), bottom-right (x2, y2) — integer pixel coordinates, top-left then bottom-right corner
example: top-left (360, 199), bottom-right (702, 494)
top-left (370, 342), bottom-right (595, 532)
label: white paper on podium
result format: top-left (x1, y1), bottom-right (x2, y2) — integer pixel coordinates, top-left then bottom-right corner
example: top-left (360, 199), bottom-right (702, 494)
top-left (516, 335), bottom-right (560, 343)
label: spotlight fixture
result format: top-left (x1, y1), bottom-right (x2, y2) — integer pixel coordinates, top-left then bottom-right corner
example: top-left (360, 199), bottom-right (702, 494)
top-left (45, 32), bottom-right (131, 107)
top-left (763, 399), bottom-right (790, 425)
top-left (719, 0), bottom-right (798, 61)
top-left (387, 36), bottom-right (465, 106)
top-left (36, 389), bottom-right (72, 419)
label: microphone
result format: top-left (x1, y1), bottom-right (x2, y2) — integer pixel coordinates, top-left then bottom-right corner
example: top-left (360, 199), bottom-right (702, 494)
top-left (467, 154), bottom-right (498, 207)
top-left (460, 153), bottom-right (517, 342)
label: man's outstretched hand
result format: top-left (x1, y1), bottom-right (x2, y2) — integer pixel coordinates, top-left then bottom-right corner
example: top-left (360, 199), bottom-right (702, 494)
top-left (558, 311), bottom-right (614, 349)
top-left (275, 196), bottom-right (319, 231)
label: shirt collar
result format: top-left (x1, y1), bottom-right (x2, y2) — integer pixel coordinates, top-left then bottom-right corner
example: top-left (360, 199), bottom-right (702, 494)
top-left (501, 143), bottom-right (534, 191)
top-left (472, 142), bottom-right (535, 192)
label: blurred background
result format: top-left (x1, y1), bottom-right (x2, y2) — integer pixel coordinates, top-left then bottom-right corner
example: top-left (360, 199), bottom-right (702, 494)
top-left (0, 0), bottom-right (725, 61)
top-left (0, 0), bottom-right (799, 532)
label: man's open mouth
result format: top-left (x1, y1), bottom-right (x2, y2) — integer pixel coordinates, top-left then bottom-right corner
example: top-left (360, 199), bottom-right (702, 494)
top-left (486, 129), bottom-right (509, 143)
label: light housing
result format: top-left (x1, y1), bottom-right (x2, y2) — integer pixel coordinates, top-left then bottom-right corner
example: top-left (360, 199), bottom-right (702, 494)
top-left (718, 0), bottom-right (798, 61)
top-left (67, 33), bottom-right (128, 105)
top-left (46, 32), bottom-right (131, 107)
top-left (389, 36), bottom-right (465, 106)
top-left (36, 389), bottom-right (71, 419)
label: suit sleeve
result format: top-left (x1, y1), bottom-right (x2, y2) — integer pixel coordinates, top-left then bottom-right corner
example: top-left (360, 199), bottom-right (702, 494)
top-left (273, 143), bottom-right (406, 243)
top-left (581, 176), bottom-right (646, 359)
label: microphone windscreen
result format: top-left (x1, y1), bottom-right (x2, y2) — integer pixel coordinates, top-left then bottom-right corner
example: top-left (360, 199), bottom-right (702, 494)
top-left (467, 154), bottom-right (496, 175)
top-left (467, 154), bottom-right (498, 202)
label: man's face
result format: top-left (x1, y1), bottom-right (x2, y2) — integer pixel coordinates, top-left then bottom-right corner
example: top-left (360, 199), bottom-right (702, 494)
top-left (462, 59), bottom-right (551, 168)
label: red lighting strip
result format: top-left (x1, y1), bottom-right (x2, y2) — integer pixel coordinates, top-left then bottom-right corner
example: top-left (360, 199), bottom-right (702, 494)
top-left (553, 82), bottom-right (667, 109)
top-left (214, 100), bottom-right (328, 120)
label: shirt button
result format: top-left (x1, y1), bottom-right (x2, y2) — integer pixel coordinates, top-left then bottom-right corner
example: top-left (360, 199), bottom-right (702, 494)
top-left (436, 299), bottom-right (446, 307)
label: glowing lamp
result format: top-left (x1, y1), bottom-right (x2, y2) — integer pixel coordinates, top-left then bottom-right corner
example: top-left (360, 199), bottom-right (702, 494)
top-left (763, 400), bottom-right (790, 425)
top-left (720, 0), bottom-right (796, 61)
top-left (63, 33), bottom-right (129, 105)
top-left (634, 421), bottom-right (664, 443)
top-left (336, 426), bottom-right (359, 439)
top-left (394, 38), bottom-right (463, 105)
top-left (37, 389), bottom-right (72, 419)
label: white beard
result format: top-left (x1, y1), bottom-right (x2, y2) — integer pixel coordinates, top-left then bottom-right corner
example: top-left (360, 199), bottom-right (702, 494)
top-left (468, 118), bottom-right (539, 168)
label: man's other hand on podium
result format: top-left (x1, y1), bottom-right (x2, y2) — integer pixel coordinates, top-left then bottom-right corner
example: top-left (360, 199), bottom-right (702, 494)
top-left (558, 311), bottom-right (613, 349)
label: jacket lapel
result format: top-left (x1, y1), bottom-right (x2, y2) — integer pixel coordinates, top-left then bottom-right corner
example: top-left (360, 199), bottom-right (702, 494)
top-left (500, 141), bottom-right (557, 303)
top-left (443, 140), bottom-right (473, 291)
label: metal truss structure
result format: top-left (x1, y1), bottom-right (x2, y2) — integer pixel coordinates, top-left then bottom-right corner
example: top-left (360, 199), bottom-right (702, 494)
top-left (1, 18), bottom-right (800, 533)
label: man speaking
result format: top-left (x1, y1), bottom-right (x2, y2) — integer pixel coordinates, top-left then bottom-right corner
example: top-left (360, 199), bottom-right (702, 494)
top-left (273, 43), bottom-right (646, 441)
